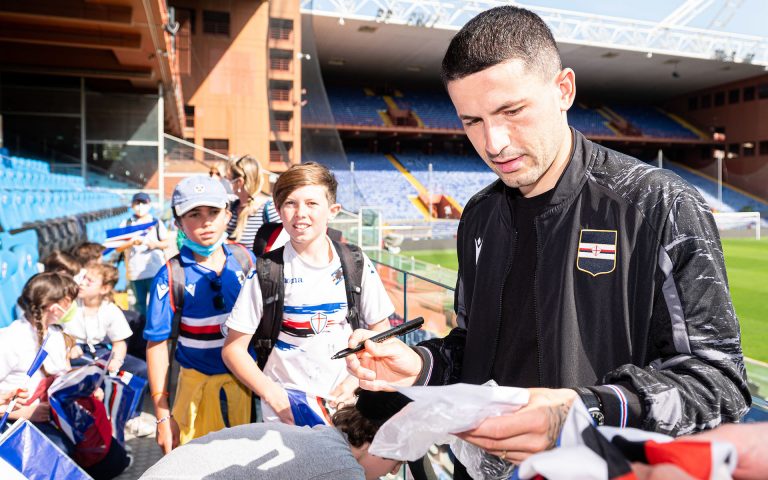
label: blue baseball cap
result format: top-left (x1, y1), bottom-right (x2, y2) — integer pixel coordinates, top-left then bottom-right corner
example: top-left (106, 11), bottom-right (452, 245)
top-left (131, 192), bottom-right (151, 204)
top-left (172, 175), bottom-right (229, 216)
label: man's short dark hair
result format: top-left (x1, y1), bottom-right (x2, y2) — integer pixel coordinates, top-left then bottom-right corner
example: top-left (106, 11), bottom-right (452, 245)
top-left (441, 5), bottom-right (562, 84)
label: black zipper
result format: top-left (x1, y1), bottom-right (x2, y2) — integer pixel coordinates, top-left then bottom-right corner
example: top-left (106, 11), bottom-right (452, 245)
top-left (490, 229), bottom-right (517, 377)
top-left (533, 219), bottom-right (544, 388)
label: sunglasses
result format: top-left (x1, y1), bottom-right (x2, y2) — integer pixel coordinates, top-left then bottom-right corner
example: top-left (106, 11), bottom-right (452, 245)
top-left (210, 276), bottom-right (225, 310)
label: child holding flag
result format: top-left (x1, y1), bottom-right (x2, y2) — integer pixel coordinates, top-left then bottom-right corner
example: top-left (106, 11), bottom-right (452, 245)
top-left (116, 192), bottom-right (169, 316)
top-left (0, 272), bottom-right (78, 453)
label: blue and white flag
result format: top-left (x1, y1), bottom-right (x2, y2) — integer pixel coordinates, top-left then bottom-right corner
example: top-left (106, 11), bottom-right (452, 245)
top-left (102, 219), bottom-right (158, 254)
top-left (103, 371), bottom-right (147, 446)
top-left (0, 336), bottom-right (51, 432)
top-left (48, 360), bottom-right (107, 445)
top-left (286, 389), bottom-right (335, 427)
top-left (0, 419), bottom-right (90, 480)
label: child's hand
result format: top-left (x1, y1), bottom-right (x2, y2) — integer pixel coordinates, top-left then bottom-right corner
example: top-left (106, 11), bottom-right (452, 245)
top-left (94, 388), bottom-right (104, 401)
top-left (265, 384), bottom-right (294, 425)
top-left (18, 400), bottom-right (50, 422)
top-left (156, 416), bottom-right (180, 455)
top-left (0, 388), bottom-right (29, 409)
top-left (107, 357), bottom-right (124, 374)
top-left (69, 345), bottom-right (84, 359)
top-left (329, 376), bottom-right (359, 409)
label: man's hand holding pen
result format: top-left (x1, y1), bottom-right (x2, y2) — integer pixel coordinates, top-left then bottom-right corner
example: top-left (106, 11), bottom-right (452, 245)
top-left (344, 327), bottom-right (424, 392)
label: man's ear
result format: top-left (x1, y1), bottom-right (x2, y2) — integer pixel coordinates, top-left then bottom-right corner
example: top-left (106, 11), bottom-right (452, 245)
top-left (555, 67), bottom-right (576, 112)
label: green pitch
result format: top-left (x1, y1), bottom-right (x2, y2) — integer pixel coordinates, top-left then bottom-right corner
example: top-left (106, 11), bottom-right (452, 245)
top-left (404, 238), bottom-right (768, 362)
top-left (722, 238), bottom-right (768, 363)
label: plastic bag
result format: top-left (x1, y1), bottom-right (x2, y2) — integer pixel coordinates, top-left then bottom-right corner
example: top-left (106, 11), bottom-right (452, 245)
top-left (369, 381), bottom-right (528, 469)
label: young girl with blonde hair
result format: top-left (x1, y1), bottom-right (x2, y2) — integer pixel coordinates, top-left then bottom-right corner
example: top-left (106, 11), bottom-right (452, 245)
top-left (226, 155), bottom-right (280, 249)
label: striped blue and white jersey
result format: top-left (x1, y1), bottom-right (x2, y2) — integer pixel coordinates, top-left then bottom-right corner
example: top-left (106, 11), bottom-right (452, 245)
top-left (144, 245), bottom-right (256, 375)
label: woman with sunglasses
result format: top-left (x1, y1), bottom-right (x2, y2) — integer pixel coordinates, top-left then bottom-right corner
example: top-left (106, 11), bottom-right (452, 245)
top-left (225, 155), bottom-right (280, 250)
top-left (144, 175), bottom-right (256, 455)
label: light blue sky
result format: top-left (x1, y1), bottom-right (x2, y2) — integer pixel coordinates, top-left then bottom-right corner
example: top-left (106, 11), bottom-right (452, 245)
top-left (524, 0), bottom-right (767, 36)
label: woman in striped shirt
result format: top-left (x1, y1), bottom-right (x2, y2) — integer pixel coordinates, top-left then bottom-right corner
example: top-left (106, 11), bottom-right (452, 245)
top-left (226, 155), bottom-right (281, 250)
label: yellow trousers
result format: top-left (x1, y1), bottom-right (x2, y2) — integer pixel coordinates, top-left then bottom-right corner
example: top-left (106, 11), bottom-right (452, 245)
top-left (172, 366), bottom-right (251, 445)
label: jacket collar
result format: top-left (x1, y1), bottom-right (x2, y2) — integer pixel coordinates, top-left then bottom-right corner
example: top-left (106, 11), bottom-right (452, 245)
top-left (543, 128), bottom-right (595, 212)
top-left (495, 127), bottom-right (594, 227)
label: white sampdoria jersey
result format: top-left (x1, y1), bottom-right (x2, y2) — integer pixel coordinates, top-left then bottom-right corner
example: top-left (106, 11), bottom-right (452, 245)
top-left (226, 238), bottom-right (394, 420)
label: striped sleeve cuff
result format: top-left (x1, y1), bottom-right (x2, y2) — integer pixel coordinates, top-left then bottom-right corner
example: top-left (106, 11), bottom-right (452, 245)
top-left (412, 346), bottom-right (434, 386)
top-left (589, 383), bottom-right (644, 429)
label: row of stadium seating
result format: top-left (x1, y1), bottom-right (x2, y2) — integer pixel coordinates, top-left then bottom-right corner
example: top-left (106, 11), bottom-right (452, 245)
top-left (304, 87), bottom-right (702, 139)
top-left (662, 162), bottom-right (767, 215)
top-left (315, 148), bottom-right (766, 227)
top-left (395, 153), bottom-right (497, 207)
top-left (392, 91), bottom-right (462, 130)
top-left (610, 106), bottom-right (699, 139)
top-left (0, 153), bottom-right (130, 327)
top-left (0, 230), bottom-right (39, 327)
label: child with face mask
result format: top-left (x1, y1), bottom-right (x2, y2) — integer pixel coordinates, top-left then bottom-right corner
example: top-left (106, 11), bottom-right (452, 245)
top-left (144, 175), bottom-right (257, 455)
top-left (0, 272), bottom-right (79, 454)
top-left (118, 192), bottom-right (169, 317)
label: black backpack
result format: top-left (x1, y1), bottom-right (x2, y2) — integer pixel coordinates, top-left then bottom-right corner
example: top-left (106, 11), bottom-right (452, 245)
top-left (251, 239), bottom-right (364, 370)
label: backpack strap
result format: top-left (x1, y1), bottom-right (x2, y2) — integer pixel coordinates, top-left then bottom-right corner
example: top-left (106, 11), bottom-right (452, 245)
top-left (252, 247), bottom-right (285, 370)
top-left (166, 254), bottom-right (185, 341)
top-left (227, 241), bottom-right (255, 275)
top-left (332, 240), bottom-right (365, 330)
top-left (252, 222), bottom-right (283, 257)
top-left (165, 254), bottom-right (185, 401)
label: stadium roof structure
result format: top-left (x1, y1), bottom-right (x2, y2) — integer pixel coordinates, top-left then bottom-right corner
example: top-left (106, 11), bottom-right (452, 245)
top-left (301, 0), bottom-right (768, 100)
top-left (0, 0), bottom-right (185, 134)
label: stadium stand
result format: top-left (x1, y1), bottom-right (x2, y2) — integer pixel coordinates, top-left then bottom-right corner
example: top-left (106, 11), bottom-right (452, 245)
top-left (568, 105), bottom-right (616, 137)
top-left (324, 86), bottom-right (388, 126)
top-left (662, 161), bottom-right (767, 216)
top-left (393, 90), bottom-right (463, 130)
top-left (395, 153), bottom-right (497, 207)
top-left (0, 154), bottom-right (128, 327)
top-left (313, 152), bottom-right (424, 220)
top-left (609, 105), bottom-right (701, 139)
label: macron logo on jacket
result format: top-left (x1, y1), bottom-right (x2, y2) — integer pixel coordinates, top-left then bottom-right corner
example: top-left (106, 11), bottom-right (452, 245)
top-left (475, 237), bottom-right (482, 264)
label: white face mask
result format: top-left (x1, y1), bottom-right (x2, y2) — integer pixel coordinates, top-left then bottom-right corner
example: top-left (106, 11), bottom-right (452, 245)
top-left (132, 203), bottom-right (151, 217)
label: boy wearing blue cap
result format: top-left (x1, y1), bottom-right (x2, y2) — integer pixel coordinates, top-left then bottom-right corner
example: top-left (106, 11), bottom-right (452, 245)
top-left (118, 191), bottom-right (169, 317)
top-left (144, 176), bottom-right (256, 454)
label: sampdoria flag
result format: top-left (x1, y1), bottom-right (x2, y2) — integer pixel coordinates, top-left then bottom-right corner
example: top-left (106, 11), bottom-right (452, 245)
top-left (0, 336), bottom-right (51, 432)
top-left (48, 359), bottom-right (107, 445)
top-left (102, 219), bottom-right (158, 254)
top-left (103, 371), bottom-right (147, 446)
top-left (0, 419), bottom-right (91, 480)
top-left (517, 400), bottom-right (738, 480)
top-left (286, 389), bottom-right (335, 427)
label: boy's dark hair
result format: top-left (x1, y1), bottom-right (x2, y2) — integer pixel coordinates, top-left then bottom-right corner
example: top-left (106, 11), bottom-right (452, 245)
top-left (332, 389), bottom-right (412, 448)
top-left (441, 5), bottom-right (562, 84)
top-left (71, 242), bottom-right (104, 267)
top-left (42, 250), bottom-right (82, 277)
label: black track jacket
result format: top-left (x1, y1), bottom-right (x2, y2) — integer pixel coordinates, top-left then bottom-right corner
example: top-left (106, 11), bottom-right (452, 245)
top-left (416, 129), bottom-right (750, 436)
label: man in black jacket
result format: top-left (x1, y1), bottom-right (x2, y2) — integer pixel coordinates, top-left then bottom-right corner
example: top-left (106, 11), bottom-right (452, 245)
top-left (346, 4), bottom-right (750, 477)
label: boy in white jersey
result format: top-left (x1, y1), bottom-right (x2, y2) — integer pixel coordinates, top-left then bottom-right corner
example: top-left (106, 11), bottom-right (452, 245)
top-left (223, 162), bottom-right (394, 424)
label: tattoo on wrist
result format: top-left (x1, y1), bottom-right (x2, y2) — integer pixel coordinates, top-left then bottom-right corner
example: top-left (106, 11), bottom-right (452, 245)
top-left (545, 403), bottom-right (570, 449)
